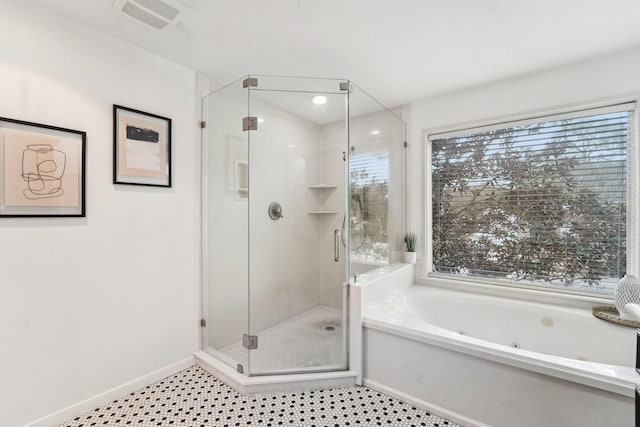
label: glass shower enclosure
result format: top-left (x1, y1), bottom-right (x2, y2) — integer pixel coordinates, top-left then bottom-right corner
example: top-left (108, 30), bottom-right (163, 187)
top-left (201, 75), bottom-right (404, 377)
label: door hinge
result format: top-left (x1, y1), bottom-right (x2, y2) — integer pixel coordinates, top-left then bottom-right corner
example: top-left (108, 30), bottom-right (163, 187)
top-left (243, 117), bottom-right (258, 131)
top-left (339, 82), bottom-right (352, 92)
top-left (200, 319), bottom-right (206, 327)
top-left (243, 77), bottom-right (258, 88)
top-left (200, 121), bottom-right (207, 129)
top-left (243, 334), bottom-right (258, 350)
top-left (404, 141), bottom-right (408, 148)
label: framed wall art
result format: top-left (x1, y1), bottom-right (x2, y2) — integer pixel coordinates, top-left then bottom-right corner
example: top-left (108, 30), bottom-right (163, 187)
top-left (0, 117), bottom-right (86, 217)
top-left (113, 105), bottom-right (171, 187)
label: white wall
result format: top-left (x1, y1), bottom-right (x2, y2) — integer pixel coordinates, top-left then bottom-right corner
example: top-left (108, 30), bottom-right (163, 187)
top-left (0, 2), bottom-right (199, 426)
top-left (405, 47), bottom-right (640, 276)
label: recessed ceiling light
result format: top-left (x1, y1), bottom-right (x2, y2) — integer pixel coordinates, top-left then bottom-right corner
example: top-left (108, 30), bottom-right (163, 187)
top-left (287, 144), bottom-right (297, 148)
top-left (370, 130), bottom-right (381, 135)
top-left (312, 95), bottom-right (327, 105)
top-left (257, 117), bottom-right (265, 123)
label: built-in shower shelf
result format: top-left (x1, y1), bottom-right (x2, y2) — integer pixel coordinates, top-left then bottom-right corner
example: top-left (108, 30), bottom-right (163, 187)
top-left (307, 211), bottom-right (338, 215)
top-left (307, 185), bottom-right (338, 213)
top-left (307, 184), bottom-right (338, 189)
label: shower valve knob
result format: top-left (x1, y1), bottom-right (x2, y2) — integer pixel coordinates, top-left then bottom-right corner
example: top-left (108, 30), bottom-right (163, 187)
top-left (268, 202), bottom-right (284, 220)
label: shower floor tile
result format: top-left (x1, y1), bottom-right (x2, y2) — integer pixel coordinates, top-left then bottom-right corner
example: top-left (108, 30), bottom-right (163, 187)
top-left (218, 305), bottom-right (344, 374)
top-left (60, 365), bottom-right (461, 427)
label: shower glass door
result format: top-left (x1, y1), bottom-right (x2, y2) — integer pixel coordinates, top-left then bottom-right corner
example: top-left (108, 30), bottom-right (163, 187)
top-left (201, 78), bottom-right (250, 372)
top-left (246, 76), bottom-right (349, 375)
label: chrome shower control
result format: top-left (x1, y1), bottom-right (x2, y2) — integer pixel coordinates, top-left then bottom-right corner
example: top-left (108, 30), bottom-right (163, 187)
top-left (268, 202), bottom-right (284, 220)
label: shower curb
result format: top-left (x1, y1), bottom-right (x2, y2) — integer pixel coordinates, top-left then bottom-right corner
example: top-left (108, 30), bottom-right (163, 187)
top-left (194, 350), bottom-right (357, 394)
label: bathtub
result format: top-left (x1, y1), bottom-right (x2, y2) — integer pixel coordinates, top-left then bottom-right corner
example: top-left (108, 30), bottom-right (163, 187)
top-left (360, 271), bottom-right (637, 427)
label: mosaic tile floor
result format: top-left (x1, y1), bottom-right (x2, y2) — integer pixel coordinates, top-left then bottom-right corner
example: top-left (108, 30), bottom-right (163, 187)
top-left (60, 366), bottom-right (461, 427)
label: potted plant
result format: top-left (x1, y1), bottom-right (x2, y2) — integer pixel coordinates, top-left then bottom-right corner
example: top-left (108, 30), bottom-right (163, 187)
top-left (404, 232), bottom-right (417, 264)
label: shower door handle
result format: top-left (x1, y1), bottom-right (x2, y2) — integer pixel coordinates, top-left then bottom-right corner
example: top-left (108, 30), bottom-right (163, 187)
top-left (334, 229), bottom-right (340, 262)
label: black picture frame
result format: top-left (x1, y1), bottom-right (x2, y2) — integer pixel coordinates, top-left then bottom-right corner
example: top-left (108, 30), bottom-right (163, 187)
top-left (113, 105), bottom-right (171, 187)
top-left (0, 116), bottom-right (86, 217)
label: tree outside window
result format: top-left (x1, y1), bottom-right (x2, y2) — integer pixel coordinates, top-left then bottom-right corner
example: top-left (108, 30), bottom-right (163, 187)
top-left (431, 108), bottom-right (629, 294)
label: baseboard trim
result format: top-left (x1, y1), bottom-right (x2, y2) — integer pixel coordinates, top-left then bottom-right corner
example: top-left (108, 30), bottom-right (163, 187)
top-left (24, 356), bottom-right (195, 427)
top-left (363, 378), bottom-right (491, 427)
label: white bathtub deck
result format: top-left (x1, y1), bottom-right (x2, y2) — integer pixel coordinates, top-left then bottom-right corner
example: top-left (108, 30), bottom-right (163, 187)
top-left (362, 279), bottom-right (636, 427)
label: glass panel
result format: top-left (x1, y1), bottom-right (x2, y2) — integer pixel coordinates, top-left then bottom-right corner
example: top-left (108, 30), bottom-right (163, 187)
top-left (200, 75), bottom-right (403, 377)
top-left (251, 74), bottom-right (345, 94)
top-left (247, 77), bottom-right (349, 375)
top-left (201, 78), bottom-right (249, 371)
top-left (348, 84), bottom-right (406, 277)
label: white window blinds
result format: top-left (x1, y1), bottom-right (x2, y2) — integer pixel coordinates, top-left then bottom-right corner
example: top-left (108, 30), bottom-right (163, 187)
top-left (430, 104), bottom-right (632, 293)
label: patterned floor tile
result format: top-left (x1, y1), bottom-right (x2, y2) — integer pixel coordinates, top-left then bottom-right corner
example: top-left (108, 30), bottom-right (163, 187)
top-left (60, 366), bottom-right (461, 427)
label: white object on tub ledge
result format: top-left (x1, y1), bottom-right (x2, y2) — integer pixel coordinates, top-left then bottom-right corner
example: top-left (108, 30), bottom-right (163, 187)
top-left (615, 274), bottom-right (640, 319)
top-left (624, 303), bottom-right (640, 321)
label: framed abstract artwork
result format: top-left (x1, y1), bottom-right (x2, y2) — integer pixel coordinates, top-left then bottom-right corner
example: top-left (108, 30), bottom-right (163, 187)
top-left (113, 105), bottom-right (171, 187)
top-left (0, 117), bottom-right (86, 217)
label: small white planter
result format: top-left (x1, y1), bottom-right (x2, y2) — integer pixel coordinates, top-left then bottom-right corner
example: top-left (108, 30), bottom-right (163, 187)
top-left (403, 251), bottom-right (416, 264)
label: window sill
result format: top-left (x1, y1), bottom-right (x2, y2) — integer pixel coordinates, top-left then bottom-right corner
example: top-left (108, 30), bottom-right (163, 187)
top-left (416, 273), bottom-right (614, 310)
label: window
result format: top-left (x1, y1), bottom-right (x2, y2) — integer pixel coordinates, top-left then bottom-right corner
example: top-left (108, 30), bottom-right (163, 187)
top-left (429, 104), bottom-right (633, 294)
top-left (350, 148), bottom-right (390, 270)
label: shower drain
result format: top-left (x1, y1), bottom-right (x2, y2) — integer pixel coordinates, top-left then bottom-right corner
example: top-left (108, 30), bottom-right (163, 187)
top-left (314, 320), bottom-right (340, 332)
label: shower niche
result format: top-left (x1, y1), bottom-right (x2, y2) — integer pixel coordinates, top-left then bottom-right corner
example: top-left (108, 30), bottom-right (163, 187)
top-left (199, 75), bottom-right (404, 392)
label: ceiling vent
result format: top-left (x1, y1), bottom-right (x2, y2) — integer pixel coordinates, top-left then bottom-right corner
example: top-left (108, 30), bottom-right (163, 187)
top-left (113, 0), bottom-right (182, 31)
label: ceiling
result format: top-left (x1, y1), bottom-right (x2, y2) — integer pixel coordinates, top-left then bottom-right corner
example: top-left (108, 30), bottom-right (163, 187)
top-left (30, 0), bottom-right (640, 109)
